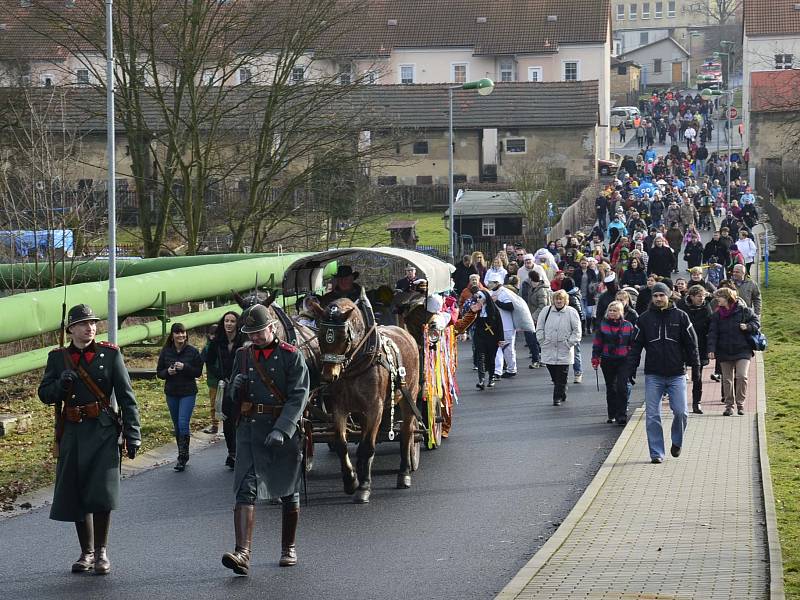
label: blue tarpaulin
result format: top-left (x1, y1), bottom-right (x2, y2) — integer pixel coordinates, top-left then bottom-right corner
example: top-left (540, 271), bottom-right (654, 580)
top-left (0, 230), bottom-right (74, 257)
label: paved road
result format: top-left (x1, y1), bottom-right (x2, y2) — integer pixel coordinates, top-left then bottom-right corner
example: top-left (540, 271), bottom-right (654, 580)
top-left (0, 338), bottom-right (625, 600)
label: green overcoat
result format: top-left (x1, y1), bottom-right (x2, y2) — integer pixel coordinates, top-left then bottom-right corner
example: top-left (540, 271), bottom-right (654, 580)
top-left (38, 341), bottom-right (141, 522)
top-left (229, 341), bottom-right (309, 501)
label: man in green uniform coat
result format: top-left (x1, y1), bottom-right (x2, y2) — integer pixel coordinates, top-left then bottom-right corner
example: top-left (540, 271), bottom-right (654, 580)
top-left (222, 303), bottom-right (309, 575)
top-left (38, 304), bottom-right (141, 575)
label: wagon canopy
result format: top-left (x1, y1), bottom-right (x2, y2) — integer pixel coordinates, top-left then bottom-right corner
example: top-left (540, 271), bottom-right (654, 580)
top-left (281, 247), bottom-right (455, 296)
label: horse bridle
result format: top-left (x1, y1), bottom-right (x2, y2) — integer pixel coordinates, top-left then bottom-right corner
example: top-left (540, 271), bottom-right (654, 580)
top-left (319, 318), bottom-right (377, 372)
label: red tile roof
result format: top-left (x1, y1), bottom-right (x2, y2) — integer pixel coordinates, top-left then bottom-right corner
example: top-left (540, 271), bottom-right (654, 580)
top-left (744, 0), bottom-right (800, 36)
top-left (750, 69), bottom-right (800, 113)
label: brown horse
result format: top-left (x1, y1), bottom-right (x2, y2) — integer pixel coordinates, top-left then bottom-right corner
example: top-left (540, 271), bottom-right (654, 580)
top-left (311, 298), bottom-right (420, 503)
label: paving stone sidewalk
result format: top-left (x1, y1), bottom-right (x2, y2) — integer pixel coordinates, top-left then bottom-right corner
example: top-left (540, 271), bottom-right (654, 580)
top-left (498, 359), bottom-right (777, 600)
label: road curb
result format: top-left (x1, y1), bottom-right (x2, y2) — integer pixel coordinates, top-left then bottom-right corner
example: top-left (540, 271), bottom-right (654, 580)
top-left (495, 405), bottom-right (645, 599)
top-left (755, 351), bottom-right (786, 600)
top-left (0, 431), bottom-right (223, 520)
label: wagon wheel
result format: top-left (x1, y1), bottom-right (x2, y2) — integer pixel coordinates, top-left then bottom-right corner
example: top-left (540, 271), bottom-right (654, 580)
top-left (425, 396), bottom-right (444, 449)
top-left (410, 436), bottom-right (421, 471)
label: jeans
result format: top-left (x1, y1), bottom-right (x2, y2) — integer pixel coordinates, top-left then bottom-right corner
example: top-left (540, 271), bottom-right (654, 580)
top-left (524, 331), bottom-right (540, 363)
top-left (166, 394), bottom-right (197, 436)
top-left (546, 364), bottom-right (570, 404)
top-left (644, 374), bottom-right (688, 459)
top-left (573, 341), bottom-right (583, 375)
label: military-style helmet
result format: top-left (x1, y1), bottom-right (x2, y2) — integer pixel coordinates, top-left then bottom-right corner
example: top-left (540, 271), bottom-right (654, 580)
top-left (240, 304), bottom-right (277, 334)
top-left (66, 304), bottom-right (100, 332)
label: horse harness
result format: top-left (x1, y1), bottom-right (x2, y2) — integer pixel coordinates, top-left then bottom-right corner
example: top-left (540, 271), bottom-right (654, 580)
top-left (319, 312), bottom-right (423, 438)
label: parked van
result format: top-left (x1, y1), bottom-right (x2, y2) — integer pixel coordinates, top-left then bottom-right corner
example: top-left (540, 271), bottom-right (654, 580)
top-left (610, 106), bottom-right (641, 129)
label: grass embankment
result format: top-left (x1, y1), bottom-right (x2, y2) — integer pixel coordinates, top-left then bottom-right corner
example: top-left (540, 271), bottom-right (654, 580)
top-left (0, 339), bottom-right (214, 512)
top-left (763, 262), bottom-right (800, 599)
top-left (343, 212), bottom-right (448, 247)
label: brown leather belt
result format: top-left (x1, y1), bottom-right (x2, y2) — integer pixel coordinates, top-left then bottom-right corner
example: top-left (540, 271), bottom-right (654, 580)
top-left (63, 402), bottom-right (101, 423)
top-left (240, 402), bottom-right (283, 418)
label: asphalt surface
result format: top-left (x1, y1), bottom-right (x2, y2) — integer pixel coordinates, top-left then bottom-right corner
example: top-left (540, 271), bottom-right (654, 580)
top-left (0, 339), bottom-right (628, 600)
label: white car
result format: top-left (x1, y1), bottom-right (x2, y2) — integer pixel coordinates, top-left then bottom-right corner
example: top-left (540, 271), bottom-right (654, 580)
top-left (610, 106), bottom-right (641, 129)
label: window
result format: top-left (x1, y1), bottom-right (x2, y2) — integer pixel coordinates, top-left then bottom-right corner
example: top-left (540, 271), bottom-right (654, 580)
top-left (642, 2), bottom-right (650, 18)
top-left (451, 63), bottom-right (468, 84)
top-left (640, 31), bottom-right (649, 45)
top-left (238, 68), bottom-right (252, 85)
top-left (377, 176), bottom-right (397, 186)
top-left (339, 63), bottom-right (351, 85)
top-left (416, 175), bottom-right (433, 185)
top-left (400, 64), bottom-right (414, 84)
top-left (412, 141), bottom-right (429, 155)
top-left (500, 60), bottom-right (514, 82)
top-left (618, 65), bottom-right (628, 75)
top-left (291, 66), bottom-right (305, 83)
top-left (654, 58), bottom-right (662, 73)
top-left (481, 218), bottom-right (496, 237)
top-left (453, 174), bottom-right (467, 184)
top-left (654, 1), bottom-right (662, 17)
top-left (527, 66), bottom-right (543, 82)
top-left (202, 69), bottom-right (219, 86)
top-left (629, 3), bottom-right (637, 19)
top-left (76, 68), bottom-right (89, 85)
top-left (41, 73), bottom-right (54, 87)
top-left (616, 4), bottom-right (625, 20)
top-left (667, 1), bottom-right (675, 17)
top-left (775, 54), bottom-right (794, 69)
top-left (505, 138), bottom-right (527, 153)
top-left (563, 61), bottom-right (579, 81)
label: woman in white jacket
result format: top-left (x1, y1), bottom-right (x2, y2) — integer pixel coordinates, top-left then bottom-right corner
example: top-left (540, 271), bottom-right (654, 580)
top-left (536, 289), bottom-right (582, 406)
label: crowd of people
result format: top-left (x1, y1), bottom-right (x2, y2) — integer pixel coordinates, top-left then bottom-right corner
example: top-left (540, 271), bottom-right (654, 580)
top-left (450, 142), bottom-right (765, 463)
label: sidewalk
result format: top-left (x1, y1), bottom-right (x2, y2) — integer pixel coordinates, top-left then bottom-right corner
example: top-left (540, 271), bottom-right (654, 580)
top-left (497, 355), bottom-right (783, 600)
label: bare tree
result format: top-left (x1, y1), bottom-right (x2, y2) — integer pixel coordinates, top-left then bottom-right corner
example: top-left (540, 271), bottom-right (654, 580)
top-left (508, 158), bottom-right (568, 249)
top-left (0, 87), bottom-right (103, 290)
top-left (5, 0), bottom-right (397, 256)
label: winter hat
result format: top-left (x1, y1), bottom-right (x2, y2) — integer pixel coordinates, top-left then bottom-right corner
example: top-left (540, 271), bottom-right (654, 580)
top-left (425, 294), bottom-right (444, 314)
top-left (603, 272), bottom-right (616, 284)
top-left (523, 253), bottom-right (534, 261)
top-left (652, 282), bottom-right (671, 296)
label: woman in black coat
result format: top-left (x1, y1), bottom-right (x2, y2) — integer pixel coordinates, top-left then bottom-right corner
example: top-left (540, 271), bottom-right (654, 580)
top-left (707, 287), bottom-right (760, 416)
top-left (677, 286), bottom-right (713, 413)
top-left (157, 323), bottom-right (204, 471)
top-left (646, 237), bottom-right (675, 278)
top-left (621, 257), bottom-right (647, 290)
top-left (683, 237), bottom-right (705, 269)
top-left (472, 290), bottom-right (504, 390)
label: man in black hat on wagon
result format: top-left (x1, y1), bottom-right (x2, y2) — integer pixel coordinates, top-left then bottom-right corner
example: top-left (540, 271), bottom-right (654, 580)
top-left (37, 304), bottom-right (141, 575)
top-left (221, 303), bottom-right (309, 575)
top-left (321, 265), bottom-right (363, 304)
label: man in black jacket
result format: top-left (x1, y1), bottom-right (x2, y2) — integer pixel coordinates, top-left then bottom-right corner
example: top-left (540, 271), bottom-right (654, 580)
top-left (626, 282), bottom-right (700, 463)
top-left (677, 285), bottom-right (713, 414)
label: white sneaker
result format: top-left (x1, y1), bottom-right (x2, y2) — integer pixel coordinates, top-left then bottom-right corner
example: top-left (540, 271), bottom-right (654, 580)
top-left (574, 373), bottom-right (583, 384)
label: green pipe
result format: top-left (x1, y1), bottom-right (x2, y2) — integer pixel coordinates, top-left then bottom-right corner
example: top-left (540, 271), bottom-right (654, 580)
top-left (0, 253), bottom-right (312, 344)
top-left (0, 303), bottom-right (240, 379)
top-left (0, 254), bottom-right (277, 289)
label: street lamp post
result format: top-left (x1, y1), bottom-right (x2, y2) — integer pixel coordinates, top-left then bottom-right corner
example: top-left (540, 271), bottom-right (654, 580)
top-left (448, 78), bottom-right (494, 262)
top-left (713, 41), bottom-right (735, 209)
top-left (105, 0), bottom-right (118, 344)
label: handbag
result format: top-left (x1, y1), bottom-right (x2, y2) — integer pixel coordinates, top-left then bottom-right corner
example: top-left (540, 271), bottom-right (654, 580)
top-left (748, 331), bottom-right (767, 352)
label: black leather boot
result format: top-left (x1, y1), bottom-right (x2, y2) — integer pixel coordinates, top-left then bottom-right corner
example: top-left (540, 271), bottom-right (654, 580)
top-left (71, 516), bottom-right (94, 573)
top-left (222, 504), bottom-right (254, 576)
top-left (93, 511), bottom-right (111, 574)
top-left (279, 507), bottom-right (299, 567)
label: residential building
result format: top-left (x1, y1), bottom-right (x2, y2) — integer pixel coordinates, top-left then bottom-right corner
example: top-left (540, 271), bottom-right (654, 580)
top-left (0, 0), bottom-right (613, 160)
top-left (618, 37), bottom-right (690, 87)
top-left (365, 81), bottom-right (600, 186)
top-left (748, 70), bottom-right (800, 181)
top-left (742, 0), bottom-right (800, 154)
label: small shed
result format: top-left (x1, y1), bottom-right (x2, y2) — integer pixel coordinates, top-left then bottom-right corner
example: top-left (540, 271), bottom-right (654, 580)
top-left (444, 190), bottom-right (539, 243)
top-left (386, 220), bottom-right (419, 249)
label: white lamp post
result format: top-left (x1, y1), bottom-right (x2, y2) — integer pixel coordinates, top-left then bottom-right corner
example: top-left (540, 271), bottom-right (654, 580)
top-left (105, 0), bottom-right (118, 343)
top-left (448, 78), bottom-right (494, 261)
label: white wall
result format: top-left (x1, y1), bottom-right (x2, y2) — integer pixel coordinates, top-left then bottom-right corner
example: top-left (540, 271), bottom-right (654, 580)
top-left (622, 41), bottom-right (687, 86)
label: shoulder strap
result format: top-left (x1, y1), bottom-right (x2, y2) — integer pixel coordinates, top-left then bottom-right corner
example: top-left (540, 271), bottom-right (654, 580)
top-left (249, 347), bottom-right (287, 404)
